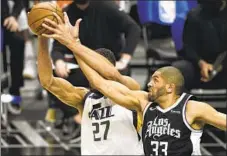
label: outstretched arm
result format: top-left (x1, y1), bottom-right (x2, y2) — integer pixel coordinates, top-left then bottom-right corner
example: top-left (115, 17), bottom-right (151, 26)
top-left (189, 101), bottom-right (226, 131)
top-left (76, 57), bottom-right (148, 112)
top-left (68, 41), bottom-right (140, 90)
top-left (37, 36), bottom-right (88, 112)
top-left (41, 12), bottom-right (140, 90)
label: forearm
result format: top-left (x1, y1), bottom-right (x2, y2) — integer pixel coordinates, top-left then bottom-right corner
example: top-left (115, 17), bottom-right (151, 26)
top-left (37, 37), bottom-right (54, 88)
top-left (67, 41), bottom-right (121, 81)
top-left (67, 41), bottom-right (141, 90)
top-left (214, 112), bottom-right (226, 131)
top-left (12, 0), bottom-right (24, 18)
top-left (76, 55), bottom-right (103, 89)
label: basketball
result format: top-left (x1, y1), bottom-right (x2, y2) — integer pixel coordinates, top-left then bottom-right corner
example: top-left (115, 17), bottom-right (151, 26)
top-left (28, 2), bottom-right (64, 35)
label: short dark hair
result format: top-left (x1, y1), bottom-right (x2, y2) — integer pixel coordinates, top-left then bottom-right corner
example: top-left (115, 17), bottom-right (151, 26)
top-left (95, 48), bottom-right (116, 66)
top-left (157, 66), bottom-right (185, 95)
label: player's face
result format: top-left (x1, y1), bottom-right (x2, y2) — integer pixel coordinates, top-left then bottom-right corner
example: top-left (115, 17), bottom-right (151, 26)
top-left (147, 71), bottom-right (167, 102)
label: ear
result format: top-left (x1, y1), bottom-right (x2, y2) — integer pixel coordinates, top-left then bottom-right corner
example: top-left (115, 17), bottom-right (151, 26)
top-left (166, 84), bottom-right (174, 93)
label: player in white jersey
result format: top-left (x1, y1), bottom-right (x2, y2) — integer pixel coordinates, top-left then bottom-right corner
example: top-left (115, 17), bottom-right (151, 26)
top-left (81, 91), bottom-right (143, 155)
top-left (41, 12), bottom-right (226, 156)
top-left (37, 15), bottom-right (143, 155)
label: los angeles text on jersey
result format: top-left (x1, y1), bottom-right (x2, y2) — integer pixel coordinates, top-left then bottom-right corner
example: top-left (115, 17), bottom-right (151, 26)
top-left (89, 103), bottom-right (115, 120)
top-left (145, 116), bottom-right (181, 140)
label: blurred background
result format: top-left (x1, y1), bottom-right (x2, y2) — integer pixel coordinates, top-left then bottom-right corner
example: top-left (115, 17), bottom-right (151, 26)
top-left (1, 0), bottom-right (226, 155)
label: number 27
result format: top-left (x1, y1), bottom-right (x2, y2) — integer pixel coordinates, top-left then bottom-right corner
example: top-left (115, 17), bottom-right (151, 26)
top-left (92, 121), bottom-right (110, 141)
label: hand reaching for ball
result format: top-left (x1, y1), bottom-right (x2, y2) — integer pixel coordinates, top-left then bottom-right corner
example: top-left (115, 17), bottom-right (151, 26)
top-left (42, 12), bottom-right (82, 46)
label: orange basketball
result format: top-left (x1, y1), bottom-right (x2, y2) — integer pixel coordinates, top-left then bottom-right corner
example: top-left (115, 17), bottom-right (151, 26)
top-left (28, 2), bottom-right (64, 35)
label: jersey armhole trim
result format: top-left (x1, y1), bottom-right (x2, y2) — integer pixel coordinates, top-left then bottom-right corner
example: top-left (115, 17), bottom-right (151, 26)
top-left (143, 102), bottom-right (152, 119)
top-left (182, 96), bottom-right (203, 133)
top-left (82, 91), bottom-right (93, 107)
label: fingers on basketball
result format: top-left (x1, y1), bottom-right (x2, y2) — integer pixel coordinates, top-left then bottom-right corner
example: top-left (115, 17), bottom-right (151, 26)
top-left (28, 2), bottom-right (64, 36)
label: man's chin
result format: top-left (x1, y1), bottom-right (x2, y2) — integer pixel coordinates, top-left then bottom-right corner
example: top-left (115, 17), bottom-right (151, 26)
top-left (148, 95), bottom-right (155, 102)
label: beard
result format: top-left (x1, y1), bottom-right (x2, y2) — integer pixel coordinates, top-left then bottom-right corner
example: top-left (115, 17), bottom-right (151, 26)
top-left (148, 86), bottom-right (166, 102)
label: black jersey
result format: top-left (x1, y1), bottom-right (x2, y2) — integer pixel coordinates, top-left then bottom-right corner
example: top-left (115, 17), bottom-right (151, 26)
top-left (142, 93), bottom-right (203, 156)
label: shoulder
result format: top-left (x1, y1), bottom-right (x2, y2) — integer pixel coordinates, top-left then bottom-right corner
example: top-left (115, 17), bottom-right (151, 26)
top-left (187, 100), bottom-right (203, 108)
top-left (75, 87), bottom-right (90, 97)
top-left (135, 90), bottom-right (149, 111)
top-left (186, 100), bottom-right (207, 115)
top-left (81, 89), bottom-right (94, 102)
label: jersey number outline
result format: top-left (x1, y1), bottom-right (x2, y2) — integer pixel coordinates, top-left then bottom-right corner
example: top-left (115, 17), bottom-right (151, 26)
top-left (92, 120), bottom-right (110, 141)
top-left (151, 141), bottom-right (168, 155)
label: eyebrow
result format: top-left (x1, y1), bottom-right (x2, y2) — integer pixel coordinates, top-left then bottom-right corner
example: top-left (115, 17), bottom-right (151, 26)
top-left (151, 75), bottom-right (158, 79)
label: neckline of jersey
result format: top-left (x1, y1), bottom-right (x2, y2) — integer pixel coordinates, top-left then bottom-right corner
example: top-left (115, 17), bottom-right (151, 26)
top-left (156, 93), bottom-right (186, 113)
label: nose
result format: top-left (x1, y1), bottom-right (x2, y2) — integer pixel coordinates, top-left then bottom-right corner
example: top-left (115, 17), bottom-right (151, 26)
top-left (147, 82), bottom-right (152, 89)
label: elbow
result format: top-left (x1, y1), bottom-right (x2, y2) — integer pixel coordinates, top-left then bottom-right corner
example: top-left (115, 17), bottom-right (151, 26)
top-left (40, 82), bottom-right (49, 90)
top-left (38, 75), bottom-right (52, 90)
top-left (39, 79), bottom-right (49, 89)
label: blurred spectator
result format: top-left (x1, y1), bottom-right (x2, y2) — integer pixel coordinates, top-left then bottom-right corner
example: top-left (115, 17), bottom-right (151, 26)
top-left (114, 0), bottom-right (131, 13)
top-left (10, 7), bottom-right (37, 80)
top-left (46, 0), bottom-right (141, 140)
top-left (2, 0), bottom-right (25, 114)
top-left (173, 0), bottom-right (227, 90)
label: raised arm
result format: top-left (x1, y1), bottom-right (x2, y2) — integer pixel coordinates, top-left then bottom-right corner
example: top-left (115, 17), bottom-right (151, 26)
top-left (76, 56), bottom-right (148, 112)
top-left (41, 12), bottom-right (140, 90)
top-left (68, 42), bottom-right (141, 90)
top-left (188, 100), bottom-right (226, 131)
top-left (37, 36), bottom-right (88, 112)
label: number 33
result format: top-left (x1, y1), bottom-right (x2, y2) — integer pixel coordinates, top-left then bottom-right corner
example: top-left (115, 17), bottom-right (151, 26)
top-left (151, 141), bottom-right (168, 155)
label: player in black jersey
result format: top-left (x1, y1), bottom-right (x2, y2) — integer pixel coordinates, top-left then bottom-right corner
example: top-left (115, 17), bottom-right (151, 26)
top-left (77, 64), bottom-right (226, 156)
top-left (41, 12), bottom-right (226, 156)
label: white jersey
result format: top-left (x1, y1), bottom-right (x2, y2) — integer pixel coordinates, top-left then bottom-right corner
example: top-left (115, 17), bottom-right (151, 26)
top-left (81, 92), bottom-right (143, 155)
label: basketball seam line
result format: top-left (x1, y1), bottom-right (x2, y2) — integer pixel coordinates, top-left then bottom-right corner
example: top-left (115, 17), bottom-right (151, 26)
top-left (48, 2), bottom-right (59, 15)
top-left (29, 14), bottom-right (57, 27)
top-left (31, 8), bottom-right (62, 14)
top-left (37, 16), bottom-right (56, 35)
top-left (36, 17), bottom-right (52, 35)
top-left (48, 2), bottom-right (61, 12)
top-left (29, 9), bottom-right (63, 26)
